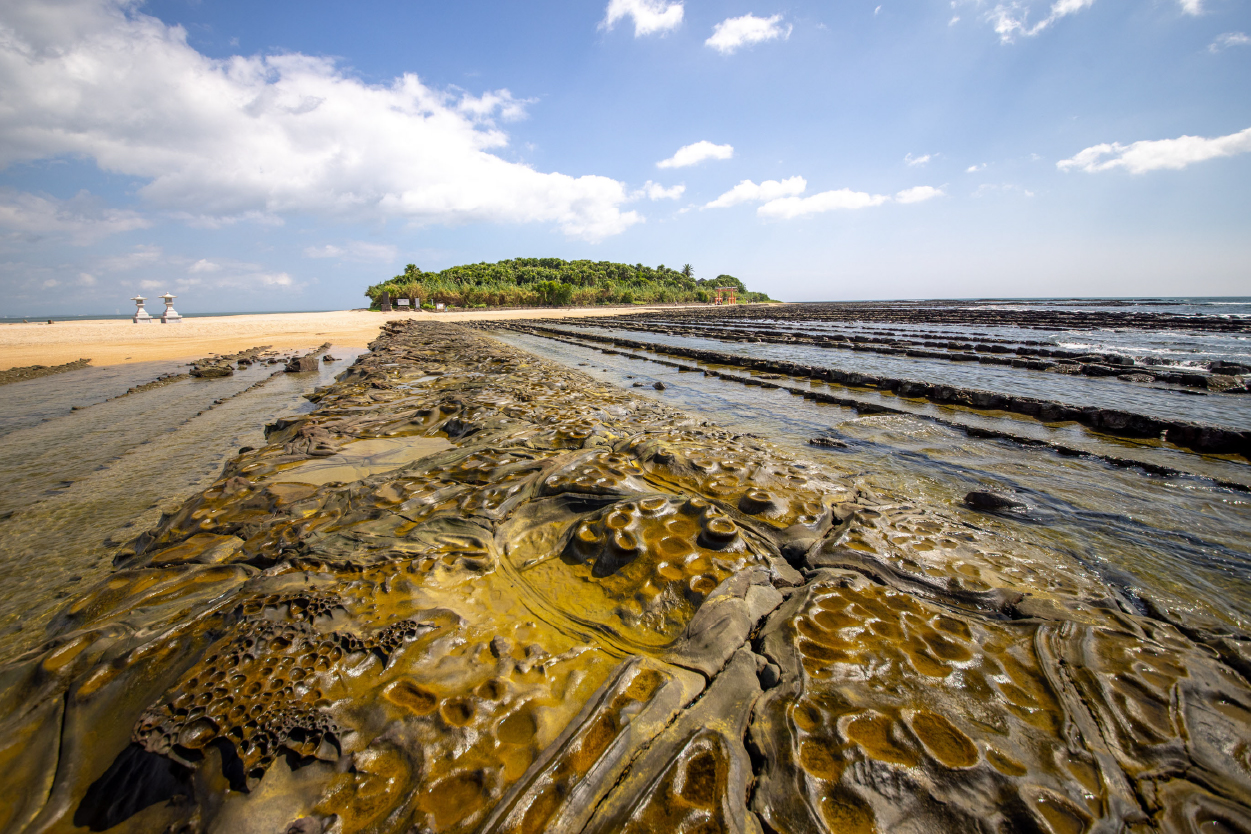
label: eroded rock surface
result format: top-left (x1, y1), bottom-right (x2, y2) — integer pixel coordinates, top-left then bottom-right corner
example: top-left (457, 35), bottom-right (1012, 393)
top-left (1, 320), bottom-right (1248, 834)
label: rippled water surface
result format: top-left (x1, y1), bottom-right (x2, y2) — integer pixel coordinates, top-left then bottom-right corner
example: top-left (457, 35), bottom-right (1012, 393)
top-left (565, 325), bottom-right (1251, 430)
top-left (0, 349), bottom-right (363, 663)
top-left (494, 330), bottom-right (1251, 632)
top-left (0, 360), bottom-right (189, 436)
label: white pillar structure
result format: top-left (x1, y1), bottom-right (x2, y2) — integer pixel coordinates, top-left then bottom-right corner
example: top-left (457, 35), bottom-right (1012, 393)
top-left (132, 295), bottom-right (153, 323)
top-left (159, 292), bottom-right (182, 323)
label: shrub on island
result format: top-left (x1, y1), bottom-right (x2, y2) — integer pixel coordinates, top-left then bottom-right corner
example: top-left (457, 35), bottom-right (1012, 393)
top-left (364, 259), bottom-right (772, 310)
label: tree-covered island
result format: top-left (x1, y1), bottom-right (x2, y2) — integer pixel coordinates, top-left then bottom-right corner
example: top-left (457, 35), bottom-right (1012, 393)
top-left (364, 258), bottom-right (774, 309)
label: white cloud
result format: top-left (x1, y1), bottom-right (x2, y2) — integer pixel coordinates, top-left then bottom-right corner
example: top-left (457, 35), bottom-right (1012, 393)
top-left (600, 0), bottom-right (684, 36)
top-left (455, 89), bottom-right (533, 122)
top-left (967, 163), bottom-right (987, 172)
top-left (1058, 126), bottom-right (1251, 174)
top-left (78, 271), bottom-right (96, 285)
top-left (1210, 32), bottom-right (1251, 52)
top-left (972, 183), bottom-right (1035, 197)
top-left (303, 241), bottom-right (397, 261)
top-left (348, 242), bottom-right (397, 261)
top-left (303, 245), bottom-right (345, 259)
top-left (637, 181), bottom-right (685, 200)
top-left (758, 189), bottom-right (889, 219)
top-left (0, 0), bottom-right (641, 241)
top-left (986, 0), bottom-right (1094, 43)
top-left (191, 259), bottom-right (228, 273)
top-left (705, 177), bottom-right (807, 208)
top-left (705, 14), bottom-right (792, 55)
top-left (904, 153), bottom-right (932, 167)
top-left (1179, 0), bottom-right (1202, 14)
top-left (875, 5), bottom-right (882, 13)
top-left (97, 244), bottom-right (163, 273)
top-left (657, 140), bottom-right (734, 169)
top-left (895, 185), bottom-right (944, 203)
top-left (182, 257), bottom-right (298, 290)
top-left (0, 188), bottom-right (149, 244)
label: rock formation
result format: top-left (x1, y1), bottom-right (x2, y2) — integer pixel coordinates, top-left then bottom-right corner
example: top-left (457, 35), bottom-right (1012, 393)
top-left (0, 321), bottom-right (1248, 834)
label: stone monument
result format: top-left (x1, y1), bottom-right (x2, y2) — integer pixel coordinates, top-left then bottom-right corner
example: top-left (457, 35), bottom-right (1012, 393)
top-left (131, 295), bottom-right (152, 323)
top-left (159, 292), bottom-right (182, 323)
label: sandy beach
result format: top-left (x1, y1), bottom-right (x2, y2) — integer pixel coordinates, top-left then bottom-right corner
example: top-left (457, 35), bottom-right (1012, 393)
top-left (0, 305), bottom-right (682, 370)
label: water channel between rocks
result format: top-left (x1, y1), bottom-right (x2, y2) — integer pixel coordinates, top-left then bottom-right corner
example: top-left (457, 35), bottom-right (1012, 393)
top-left (0, 348), bottom-right (364, 663)
top-left (493, 330), bottom-right (1251, 631)
top-left (563, 325), bottom-right (1251, 431)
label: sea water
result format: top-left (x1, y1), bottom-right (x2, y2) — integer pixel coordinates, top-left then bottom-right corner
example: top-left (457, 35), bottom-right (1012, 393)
top-left (0, 350), bottom-right (363, 664)
top-left (491, 327), bottom-right (1251, 637)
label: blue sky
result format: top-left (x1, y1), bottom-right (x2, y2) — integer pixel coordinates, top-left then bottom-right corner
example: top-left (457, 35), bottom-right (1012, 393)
top-left (0, 0), bottom-right (1248, 315)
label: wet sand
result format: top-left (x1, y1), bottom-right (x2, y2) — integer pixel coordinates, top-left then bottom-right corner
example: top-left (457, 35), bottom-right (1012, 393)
top-left (0, 305), bottom-right (705, 370)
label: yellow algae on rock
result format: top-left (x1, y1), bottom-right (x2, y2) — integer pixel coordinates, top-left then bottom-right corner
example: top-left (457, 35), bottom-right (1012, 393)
top-left (0, 320), bottom-right (1248, 834)
top-left (269, 436), bottom-right (455, 486)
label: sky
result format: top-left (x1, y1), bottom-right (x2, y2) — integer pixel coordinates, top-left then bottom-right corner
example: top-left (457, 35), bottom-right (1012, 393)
top-left (0, 0), bottom-right (1248, 315)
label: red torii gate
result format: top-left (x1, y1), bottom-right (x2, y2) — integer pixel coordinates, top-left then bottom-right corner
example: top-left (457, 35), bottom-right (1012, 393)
top-left (712, 286), bottom-right (737, 305)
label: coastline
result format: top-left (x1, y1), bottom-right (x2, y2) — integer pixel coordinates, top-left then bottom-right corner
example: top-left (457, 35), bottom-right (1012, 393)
top-left (3, 318), bottom-right (1247, 831)
top-left (0, 304), bottom-right (708, 370)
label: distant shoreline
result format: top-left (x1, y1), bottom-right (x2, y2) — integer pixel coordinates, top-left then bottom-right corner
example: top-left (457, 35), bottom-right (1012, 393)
top-left (0, 305), bottom-right (708, 370)
top-left (4, 295), bottom-right (1247, 324)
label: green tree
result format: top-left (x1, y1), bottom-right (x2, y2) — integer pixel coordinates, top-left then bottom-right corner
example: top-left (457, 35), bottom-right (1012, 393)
top-left (363, 258), bottom-right (772, 309)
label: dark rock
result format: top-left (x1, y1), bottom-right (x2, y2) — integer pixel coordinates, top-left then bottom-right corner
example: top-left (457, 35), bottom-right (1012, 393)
top-left (652, 381), bottom-right (666, 390)
top-left (190, 365), bottom-right (233, 378)
top-left (1207, 374), bottom-right (1241, 392)
top-left (285, 355), bottom-right (320, 373)
top-left (808, 436), bottom-right (848, 449)
top-left (664, 569), bottom-right (782, 677)
top-left (757, 659), bottom-right (782, 689)
top-left (964, 490), bottom-right (1026, 511)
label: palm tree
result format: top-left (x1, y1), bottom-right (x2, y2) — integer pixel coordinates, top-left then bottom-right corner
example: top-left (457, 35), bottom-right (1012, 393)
top-left (681, 264), bottom-right (693, 279)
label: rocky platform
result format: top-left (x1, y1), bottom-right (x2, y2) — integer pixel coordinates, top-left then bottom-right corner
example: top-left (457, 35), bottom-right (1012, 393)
top-left (1, 321), bottom-right (1249, 834)
top-left (0, 358), bottom-right (91, 386)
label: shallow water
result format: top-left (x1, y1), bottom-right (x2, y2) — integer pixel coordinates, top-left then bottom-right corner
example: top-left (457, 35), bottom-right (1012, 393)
top-left (0, 360), bottom-right (190, 437)
top-left (0, 348), bottom-right (364, 663)
top-left (495, 330), bottom-right (1251, 631)
top-left (721, 318), bottom-right (1251, 369)
top-left (270, 436), bottom-right (454, 485)
top-left (566, 325), bottom-right (1251, 431)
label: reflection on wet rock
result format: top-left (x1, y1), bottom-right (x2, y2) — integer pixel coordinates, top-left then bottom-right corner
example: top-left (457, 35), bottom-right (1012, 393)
top-left (0, 320), bottom-right (1248, 834)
